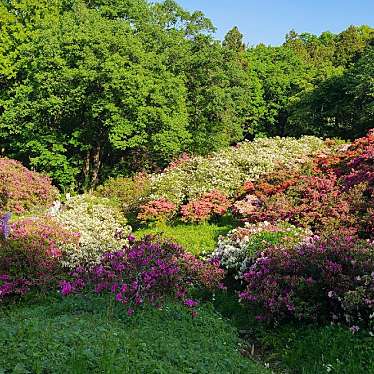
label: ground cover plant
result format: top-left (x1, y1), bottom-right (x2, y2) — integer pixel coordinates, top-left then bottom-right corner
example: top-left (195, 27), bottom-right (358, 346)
top-left (135, 221), bottom-right (235, 256)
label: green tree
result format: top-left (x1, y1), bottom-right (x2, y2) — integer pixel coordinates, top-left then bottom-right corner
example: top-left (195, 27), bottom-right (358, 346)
top-left (223, 26), bottom-right (245, 52)
top-left (0, 0), bottom-right (190, 189)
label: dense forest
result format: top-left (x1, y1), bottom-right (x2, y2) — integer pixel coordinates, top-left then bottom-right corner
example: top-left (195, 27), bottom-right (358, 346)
top-left (0, 0), bottom-right (373, 189)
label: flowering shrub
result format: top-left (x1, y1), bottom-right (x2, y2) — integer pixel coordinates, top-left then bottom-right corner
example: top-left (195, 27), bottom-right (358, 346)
top-left (232, 130), bottom-right (374, 239)
top-left (239, 236), bottom-right (374, 330)
top-left (60, 235), bottom-right (224, 315)
top-left (149, 136), bottom-right (329, 207)
top-left (53, 195), bottom-right (132, 268)
top-left (137, 198), bottom-right (177, 223)
top-left (212, 222), bottom-right (311, 279)
top-left (0, 217), bottom-right (79, 298)
top-left (244, 174), bottom-right (359, 233)
top-left (0, 158), bottom-right (58, 214)
top-left (180, 190), bottom-right (230, 223)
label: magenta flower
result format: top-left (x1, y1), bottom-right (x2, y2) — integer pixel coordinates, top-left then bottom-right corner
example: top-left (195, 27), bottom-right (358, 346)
top-left (184, 299), bottom-right (199, 308)
top-left (60, 281), bottom-right (74, 296)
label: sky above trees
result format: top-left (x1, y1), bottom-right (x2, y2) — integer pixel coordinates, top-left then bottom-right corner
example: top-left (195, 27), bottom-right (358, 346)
top-left (175, 0), bottom-right (374, 45)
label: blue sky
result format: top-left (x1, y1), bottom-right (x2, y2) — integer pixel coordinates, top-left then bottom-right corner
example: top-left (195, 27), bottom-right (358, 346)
top-left (176, 0), bottom-right (374, 46)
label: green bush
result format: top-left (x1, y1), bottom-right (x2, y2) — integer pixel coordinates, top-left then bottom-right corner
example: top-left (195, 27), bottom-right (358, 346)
top-left (96, 174), bottom-right (152, 215)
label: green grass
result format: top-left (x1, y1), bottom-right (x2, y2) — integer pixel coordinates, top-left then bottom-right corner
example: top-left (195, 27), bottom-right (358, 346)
top-left (0, 294), bottom-right (268, 374)
top-left (258, 324), bottom-right (374, 374)
top-left (134, 220), bottom-right (234, 256)
top-left (212, 291), bottom-right (374, 374)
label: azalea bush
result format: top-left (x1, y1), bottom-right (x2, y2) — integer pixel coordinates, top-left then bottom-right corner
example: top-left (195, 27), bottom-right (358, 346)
top-left (0, 158), bottom-right (58, 214)
top-left (239, 236), bottom-right (374, 330)
top-left (233, 130), bottom-right (374, 239)
top-left (180, 190), bottom-right (230, 223)
top-left (241, 174), bottom-right (360, 234)
top-left (60, 235), bottom-right (224, 316)
top-left (137, 198), bottom-right (177, 223)
top-left (53, 195), bottom-right (132, 269)
top-left (212, 221), bottom-right (311, 279)
top-left (149, 136), bottom-right (330, 207)
top-left (0, 217), bottom-right (79, 299)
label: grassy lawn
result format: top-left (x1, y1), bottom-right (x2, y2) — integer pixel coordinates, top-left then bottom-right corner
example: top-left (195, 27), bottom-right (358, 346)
top-left (0, 294), bottom-right (268, 374)
top-left (134, 220), bottom-right (235, 256)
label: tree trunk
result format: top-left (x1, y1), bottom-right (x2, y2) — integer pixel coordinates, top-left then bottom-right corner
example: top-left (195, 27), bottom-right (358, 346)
top-left (90, 142), bottom-right (102, 189)
top-left (278, 110), bottom-right (288, 137)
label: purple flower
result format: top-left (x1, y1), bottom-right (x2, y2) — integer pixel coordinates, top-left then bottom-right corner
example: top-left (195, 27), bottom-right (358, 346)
top-left (127, 307), bottom-right (134, 316)
top-left (350, 325), bottom-right (360, 334)
top-left (184, 299), bottom-right (199, 308)
top-left (60, 281), bottom-right (74, 296)
top-left (0, 212), bottom-right (11, 240)
top-left (128, 234), bottom-right (136, 243)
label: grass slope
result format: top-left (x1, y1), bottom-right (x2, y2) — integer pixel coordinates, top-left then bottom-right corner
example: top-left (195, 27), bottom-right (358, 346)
top-left (0, 294), bottom-right (268, 374)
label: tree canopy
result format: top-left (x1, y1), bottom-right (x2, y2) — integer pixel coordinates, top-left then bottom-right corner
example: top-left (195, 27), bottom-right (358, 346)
top-left (0, 0), bottom-right (372, 189)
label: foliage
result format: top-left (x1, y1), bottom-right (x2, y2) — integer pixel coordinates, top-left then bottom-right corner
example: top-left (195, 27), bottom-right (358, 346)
top-left (180, 190), bottom-right (230, 222)
top-left (0, 217), bottom-right (78, 298)
top-left (0, 157), bottom-right (58, 214)
top-left (0, 0), bottom-right (263, 189)
top-left (257, 323), bottom-right (374, 374)
top-left (53, 194), bottom-right (131, 269)
top-left (60, 235), bottom-right (224, 316)
top-left (212, 222), bottom-right (311, 279)
top-left (95, 173), bottom-right (151, 215)
top-left (239, 236), bottom-right (374, 329)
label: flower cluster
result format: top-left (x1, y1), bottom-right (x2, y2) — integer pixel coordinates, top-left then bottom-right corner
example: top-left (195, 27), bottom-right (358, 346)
top-left (239, 236), bottom-right (374, 330)
top-left (53, 195), bottom-right (132, 268)
top-left (0, 158), bottom-right (58, 214)
top-left (137, 198), bottom-right (177, 223)
top-left (212, 222), bottom-right (311, 279)
top-left (60, 235), bottom-right (224, 315)
top-left (180, 190), bottom-right (230, 223)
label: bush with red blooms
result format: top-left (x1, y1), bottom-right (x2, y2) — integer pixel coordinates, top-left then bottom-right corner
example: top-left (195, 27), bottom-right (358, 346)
top-left (0, 158), bottom-right (58, 214)
top-left (239, 236), bottom-right (374, 330)
top-left (137, 198), bottom-right (177, 223)
top-left (60, 235), bottom-right (224, 316)
top-left (180, 190), bottom-right (231, 223)
top-left (0, 217), bottom-right (79, 298)
top-left (232, 130), bottom-right (374, 239)
top-left (243, 173), bottom-right (361, 235)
